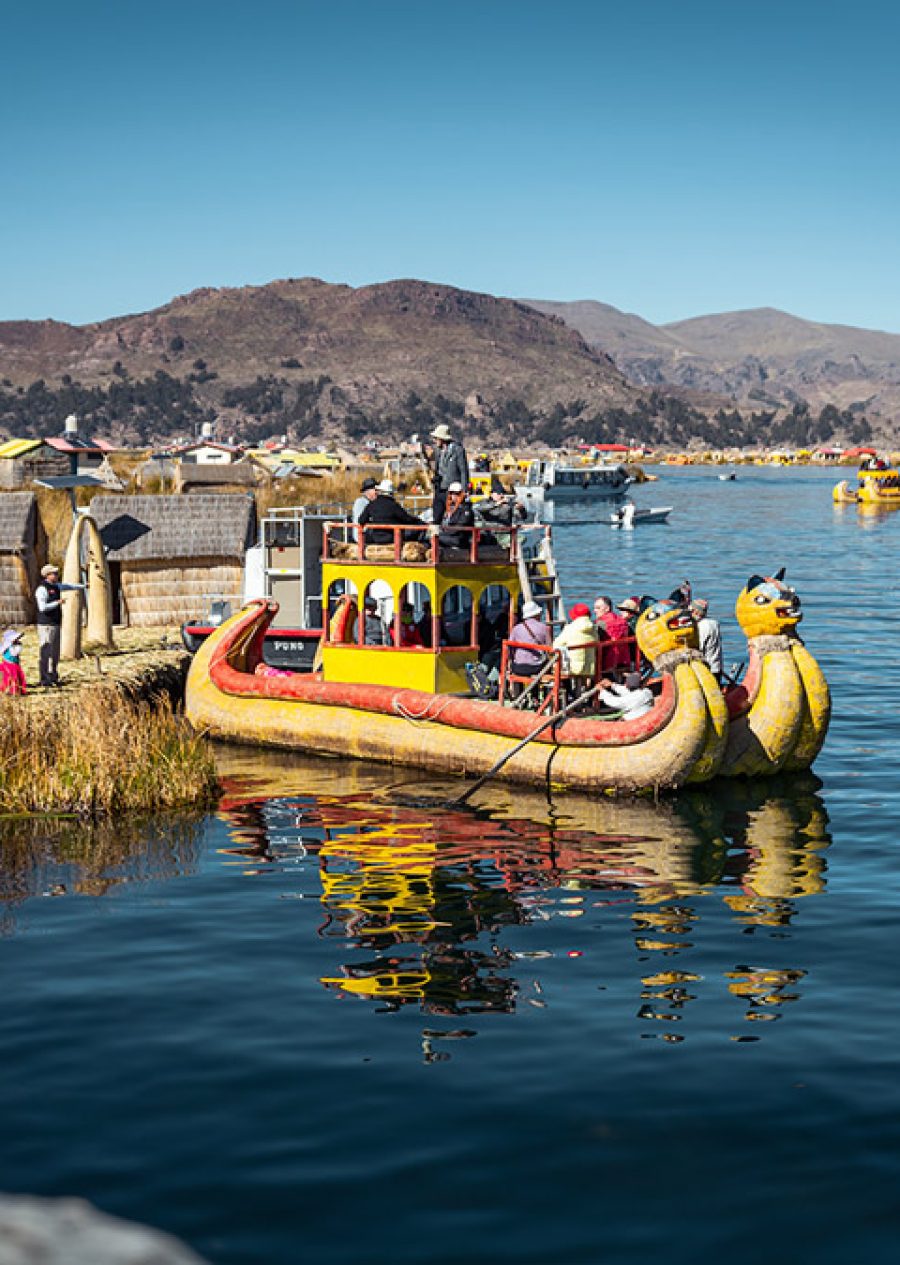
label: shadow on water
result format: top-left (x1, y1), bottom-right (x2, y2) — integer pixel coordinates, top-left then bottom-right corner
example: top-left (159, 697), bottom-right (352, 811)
top-left (211, 746), bottom-right (832, 1043)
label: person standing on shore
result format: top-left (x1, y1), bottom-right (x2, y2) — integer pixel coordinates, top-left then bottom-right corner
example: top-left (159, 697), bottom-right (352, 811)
top-left (34, 563), bottom-right (83, 688)
top-left (0, 629), bottom-right (27, 695)
top-left (428, 424), bottom-right (469, 523)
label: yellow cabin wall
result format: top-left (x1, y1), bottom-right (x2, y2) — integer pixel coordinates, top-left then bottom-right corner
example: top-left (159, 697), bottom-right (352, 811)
top-left (321, 559), bottom-right (521, 693)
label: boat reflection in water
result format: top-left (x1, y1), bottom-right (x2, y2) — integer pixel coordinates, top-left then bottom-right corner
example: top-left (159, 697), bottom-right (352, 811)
top-left (214, 748), bottom-right (831, 1045)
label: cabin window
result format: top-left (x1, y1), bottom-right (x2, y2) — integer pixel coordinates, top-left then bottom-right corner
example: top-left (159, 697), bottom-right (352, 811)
top-left (361, 580), bottom-right (393, 647)
top-left (326, 578), bottom-right (358, 644)
top-left (396, 581), bottom-right (432, 648)
top-left (478, 585), bottom-right (512, 672)
top-left (440, 585), bottom-right (475, 648)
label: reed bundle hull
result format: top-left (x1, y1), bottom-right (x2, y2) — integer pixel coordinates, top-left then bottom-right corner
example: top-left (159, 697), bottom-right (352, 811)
top-left (185, 602), bottom-right (725, 794)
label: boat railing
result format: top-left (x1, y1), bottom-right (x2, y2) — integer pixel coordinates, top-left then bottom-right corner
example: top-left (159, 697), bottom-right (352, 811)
top-left (498, 634), bottom-right (642, 712)
top-left (322, 520), bottom-right (524, 566)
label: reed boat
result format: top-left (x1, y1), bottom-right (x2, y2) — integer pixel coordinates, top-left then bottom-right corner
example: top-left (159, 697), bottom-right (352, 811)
top-left (833, 466), bottom-right (900, 508)
top-left (721, 570), bottom-right (830, 777)
top-left (185, 520), bottom-right (728, 794)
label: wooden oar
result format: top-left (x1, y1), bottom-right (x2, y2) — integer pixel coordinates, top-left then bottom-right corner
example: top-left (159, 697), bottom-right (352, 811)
top-left (449, 682), bottom-right (604, 808)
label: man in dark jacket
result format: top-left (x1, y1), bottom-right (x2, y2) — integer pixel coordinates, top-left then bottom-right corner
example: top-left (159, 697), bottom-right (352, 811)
top-left (34, 563), bottom-right (84, 688)
top-left (436, 482), bottom-right (475, 550)
top-left (475, 478), bottom-right (526, 530)
top-left (358, 479), bottom-right (426, 547)
top-left (428, 423), bottom-right (469, 522)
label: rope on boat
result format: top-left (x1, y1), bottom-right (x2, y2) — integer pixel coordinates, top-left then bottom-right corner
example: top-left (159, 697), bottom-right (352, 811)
top-left (392, 694), bottom-right (455, 726)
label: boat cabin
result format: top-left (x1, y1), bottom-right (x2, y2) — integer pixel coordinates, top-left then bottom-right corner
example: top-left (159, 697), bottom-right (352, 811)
top-left (320, 519), bottom-right (526, 693)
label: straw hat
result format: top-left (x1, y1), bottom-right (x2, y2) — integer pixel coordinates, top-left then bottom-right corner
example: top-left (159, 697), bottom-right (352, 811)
top-left (376, 478), bottom-right (394, 493)
top-left (430, 423), bottom-right (452, 442)
top-left (522, 600), bottom-right (542, 619)
top-left (41, 563), bottom-right (60, 577)
top-left (446, 481), bottom-right (463, 493)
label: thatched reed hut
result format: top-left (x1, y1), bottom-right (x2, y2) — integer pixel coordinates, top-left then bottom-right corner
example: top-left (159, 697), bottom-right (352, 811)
top-left (90, 494), bottom-right (256, 627)
top-left (0, 492), bottom-right (40, 624)
top-left (174, 461), bottom-right (261, 494)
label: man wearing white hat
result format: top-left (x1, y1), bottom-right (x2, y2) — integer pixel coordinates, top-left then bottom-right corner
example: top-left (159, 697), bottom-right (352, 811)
top-left (428, 423), bottom-right (469, 522)
top-left (34, 563), bottom-right (84, 688)
top-left (508, 599), bottom-right (551, 679)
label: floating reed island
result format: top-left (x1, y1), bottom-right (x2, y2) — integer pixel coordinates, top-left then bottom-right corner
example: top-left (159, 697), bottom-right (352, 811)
top-left (1, 627), bottom-right (218, 818)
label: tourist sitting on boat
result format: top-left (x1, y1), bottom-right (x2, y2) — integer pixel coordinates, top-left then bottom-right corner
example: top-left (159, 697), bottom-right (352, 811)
top-left (363, 596), bottom-right (390, 646)
top-left (597, 672), bottom-right (654, 721)
top-left (434, 482), bottom-right (476, 550)
top-left (508, 600), bottom-right (551, 678)
top-left (352, 476), bottom-right (378, 523)
top-left (594, 596), bottom-right (632, 671)
top-left (392, 601), bottom-right (425, 648)
top-left (616, 596), bottom-right (641, 635)
top-left (474, 479), bottom-right (526, 530)
top-left (691, 598), bottom-right (724, 681)
top-left (553, 603), bottom-right (597, 698)
top-left (358, 479), bottom-right (426, 547)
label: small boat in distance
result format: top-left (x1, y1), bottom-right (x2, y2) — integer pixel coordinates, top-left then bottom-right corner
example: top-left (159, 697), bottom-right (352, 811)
top-left (718, 469), bottom-right (737, 481)
top-left (608, 501), bottom-right (672, 528)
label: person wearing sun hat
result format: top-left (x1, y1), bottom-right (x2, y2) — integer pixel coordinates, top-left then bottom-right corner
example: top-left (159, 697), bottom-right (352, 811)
top-left (616, 596), bottom-right (641, 629)
top-left (34, 562), bottom-right (84, 688)
top-left (352, 476), bottom-right (379, 524)
top-left (427, 422), bottom-right (469, 522)
top-left (508, 599), bottom-right (551, 678)
top-left (0, 628), bottom-right (27, 695)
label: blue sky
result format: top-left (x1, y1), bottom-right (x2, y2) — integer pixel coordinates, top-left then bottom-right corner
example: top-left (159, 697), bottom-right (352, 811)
top-left (2, 0), bottom-right (899, 330)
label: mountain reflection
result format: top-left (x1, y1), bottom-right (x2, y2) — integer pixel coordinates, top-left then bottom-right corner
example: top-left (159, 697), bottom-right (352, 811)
top-left (215, 751), bottom-right (832, 1042)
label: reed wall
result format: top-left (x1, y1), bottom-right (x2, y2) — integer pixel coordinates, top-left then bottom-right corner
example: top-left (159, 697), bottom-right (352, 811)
top-left (119, 558), bottom-right (244, 626)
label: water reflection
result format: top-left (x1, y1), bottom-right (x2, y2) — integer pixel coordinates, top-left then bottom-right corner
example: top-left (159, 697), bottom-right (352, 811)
top-left (0, 815), bottom-right (204, 933)
top-left (214, 748), bottom-right (832, 1045)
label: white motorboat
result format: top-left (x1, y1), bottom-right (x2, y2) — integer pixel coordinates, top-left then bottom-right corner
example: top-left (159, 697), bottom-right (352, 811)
top-left (608, 502), bottom-right (672, 528)
top-left (514, 458), bottom-right (631, 509)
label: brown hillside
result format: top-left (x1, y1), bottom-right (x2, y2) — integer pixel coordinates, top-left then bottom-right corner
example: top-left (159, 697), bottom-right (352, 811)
top-left (0, 279), bottom-right (643, 428)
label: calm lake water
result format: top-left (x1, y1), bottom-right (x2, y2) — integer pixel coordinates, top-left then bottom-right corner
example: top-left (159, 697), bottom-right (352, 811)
top-left (2, 466), bottom-right (899, 1264)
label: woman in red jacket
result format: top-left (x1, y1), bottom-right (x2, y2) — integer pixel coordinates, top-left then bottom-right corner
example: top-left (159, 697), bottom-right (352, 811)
top-left (593, 596), bottom-right (633, 672)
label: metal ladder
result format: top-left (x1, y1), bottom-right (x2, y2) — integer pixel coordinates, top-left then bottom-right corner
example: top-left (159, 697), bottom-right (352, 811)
top-left (516, 526), bottom-right (565, 632)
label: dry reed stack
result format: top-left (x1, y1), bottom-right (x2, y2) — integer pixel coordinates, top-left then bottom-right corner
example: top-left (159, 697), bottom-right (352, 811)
top-left (0, 492), bottom-right (39, 624)
top-left (89, 494), bottom-right (256, 627)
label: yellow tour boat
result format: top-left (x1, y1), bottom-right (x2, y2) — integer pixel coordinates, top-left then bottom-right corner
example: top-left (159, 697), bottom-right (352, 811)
top-left (185, 521), bottom-right (828, 793)
top-left (833, 465), bottom-right (900, 508)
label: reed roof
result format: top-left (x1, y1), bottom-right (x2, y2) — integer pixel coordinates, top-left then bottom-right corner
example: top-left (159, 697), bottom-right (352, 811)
top-left (91, 494), bottom-right (255, 562)
top-left (0, 492), bottom-right (37, 553)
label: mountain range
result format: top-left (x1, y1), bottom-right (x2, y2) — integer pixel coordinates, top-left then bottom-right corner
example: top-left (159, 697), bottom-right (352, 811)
top-left (0, 278), bottom-right (895, 446)
top-left (523, 298), bottom-right (900, 424)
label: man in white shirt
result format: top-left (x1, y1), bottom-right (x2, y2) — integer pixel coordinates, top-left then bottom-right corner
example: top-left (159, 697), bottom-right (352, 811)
top-left (598, 672), bottom-right (655, 720)
top-left (691, 599), bottom-right (724, 680)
